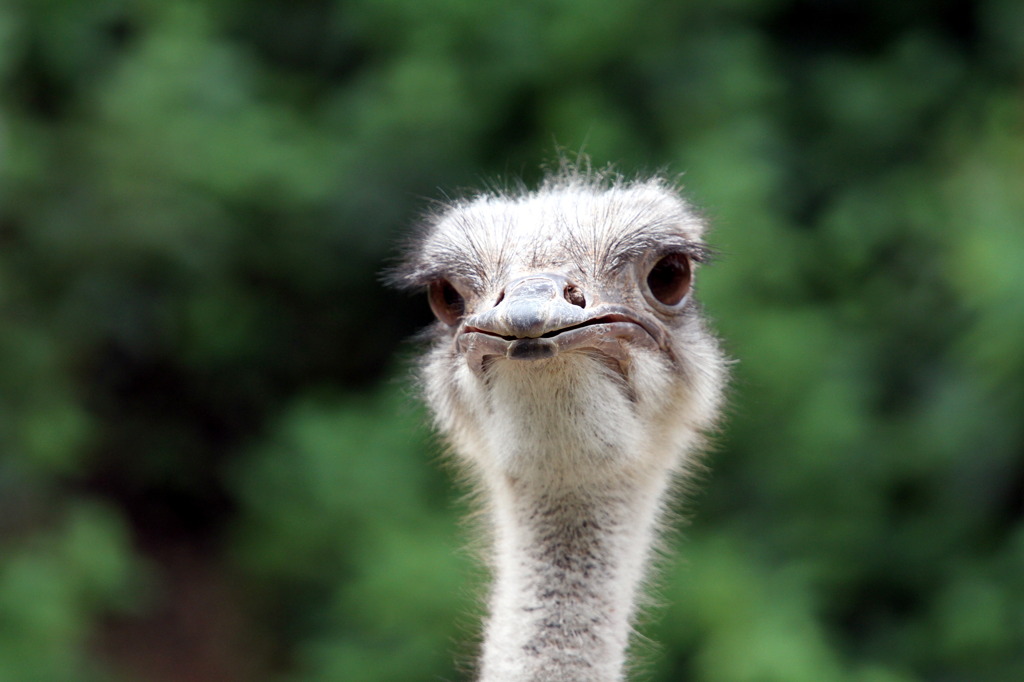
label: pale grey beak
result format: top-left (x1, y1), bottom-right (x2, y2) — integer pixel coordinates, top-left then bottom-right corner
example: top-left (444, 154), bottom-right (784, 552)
top-left (465, 273), bottom-right (587, 340)
top-left (456, 273), bottom-right (666, 372)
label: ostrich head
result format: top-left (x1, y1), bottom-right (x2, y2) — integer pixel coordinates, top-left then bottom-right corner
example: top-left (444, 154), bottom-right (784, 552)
top-left (395, 166), bottom-right (728, 681)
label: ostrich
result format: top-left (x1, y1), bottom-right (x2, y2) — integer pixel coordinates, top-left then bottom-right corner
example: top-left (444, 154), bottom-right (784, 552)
top-left (394, 165), bottom-right (728, 682)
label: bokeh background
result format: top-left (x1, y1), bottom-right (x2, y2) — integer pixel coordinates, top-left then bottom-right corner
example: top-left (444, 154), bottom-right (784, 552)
top-left (1, 1), bottom-right (1022, 680)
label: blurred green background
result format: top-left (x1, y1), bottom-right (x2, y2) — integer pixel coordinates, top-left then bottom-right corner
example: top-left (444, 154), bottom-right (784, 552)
top-left (1, 0), bottom-right (1022, 680)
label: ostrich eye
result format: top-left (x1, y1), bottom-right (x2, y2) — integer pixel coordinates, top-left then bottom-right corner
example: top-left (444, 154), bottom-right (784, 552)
top-left (646, 252), bottom-right (692, 306)
top-left (428, 279), bottom-right (465, 326)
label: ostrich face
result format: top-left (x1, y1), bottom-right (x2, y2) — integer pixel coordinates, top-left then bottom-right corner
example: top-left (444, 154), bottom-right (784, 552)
top-left (399, 176), bottom-right (726, 483)
top-left (440, 243), bottom-right (691, 378)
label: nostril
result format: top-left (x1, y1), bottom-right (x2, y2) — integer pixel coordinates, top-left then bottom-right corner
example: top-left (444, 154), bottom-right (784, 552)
top-left (494, 290), bottom-right (505, 306)
top-left (563, 284), bottom-right (586, 308)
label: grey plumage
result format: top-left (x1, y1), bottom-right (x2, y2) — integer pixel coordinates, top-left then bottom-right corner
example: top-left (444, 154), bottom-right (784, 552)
top-left (396, 165), bottom-right (728, 681)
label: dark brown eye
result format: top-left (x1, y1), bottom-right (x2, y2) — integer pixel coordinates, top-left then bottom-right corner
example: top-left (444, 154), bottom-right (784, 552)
top-left (646, 252), bottom-right (692, 306)
top-left (428, 279), bottom-right (465, 326)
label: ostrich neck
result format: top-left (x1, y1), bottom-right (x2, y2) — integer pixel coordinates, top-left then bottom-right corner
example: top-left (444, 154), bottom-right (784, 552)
top-left (478, 472), bottom-right (669, 682)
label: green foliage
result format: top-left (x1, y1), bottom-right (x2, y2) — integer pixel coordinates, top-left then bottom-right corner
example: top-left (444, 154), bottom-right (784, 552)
top-left (231, 389), bottom-right (473, 681)
top-left (0, 503), bottom-right (141, 682)
top-left (0, 0), bottom-right (1021, 680)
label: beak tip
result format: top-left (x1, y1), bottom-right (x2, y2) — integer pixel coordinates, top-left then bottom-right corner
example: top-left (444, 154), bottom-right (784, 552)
top-left (507, 337), bottom-right (558, 360)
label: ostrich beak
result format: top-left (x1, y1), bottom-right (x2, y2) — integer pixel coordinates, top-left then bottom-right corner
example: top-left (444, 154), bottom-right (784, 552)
top-left (471, 273), bottom-right (587, 339)
top-left (457, 273), bottom-right (667, 374)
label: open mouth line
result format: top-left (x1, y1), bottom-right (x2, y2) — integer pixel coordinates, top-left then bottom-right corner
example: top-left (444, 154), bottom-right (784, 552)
top-left (464, 314), bottom-right (639, 342)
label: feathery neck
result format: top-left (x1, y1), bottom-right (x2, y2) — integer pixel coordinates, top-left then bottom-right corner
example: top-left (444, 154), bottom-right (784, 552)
top-left (429, 352), bottom-right (714, 681)
top-left (478, 471), bottom-right (672, 682)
